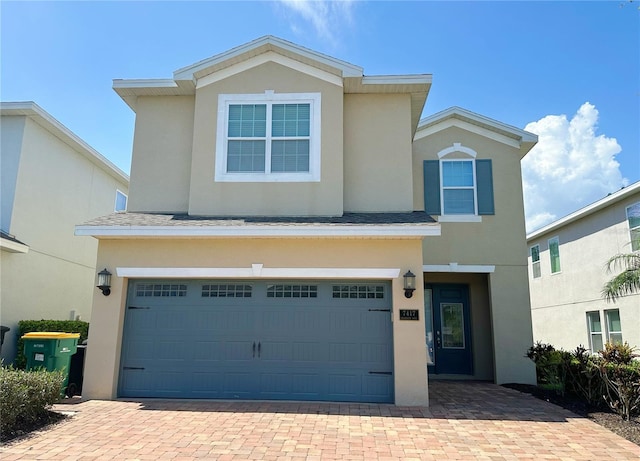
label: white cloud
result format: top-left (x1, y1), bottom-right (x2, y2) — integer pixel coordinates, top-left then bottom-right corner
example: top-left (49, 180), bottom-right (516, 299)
top-left (522, 102), bottom-right (628, 233)
top-left (276, 0), bottom-right (354, 45)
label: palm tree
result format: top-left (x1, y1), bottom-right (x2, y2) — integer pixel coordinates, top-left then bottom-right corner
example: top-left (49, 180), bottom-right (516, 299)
top-left (602, 251), bottom-right (640, 302)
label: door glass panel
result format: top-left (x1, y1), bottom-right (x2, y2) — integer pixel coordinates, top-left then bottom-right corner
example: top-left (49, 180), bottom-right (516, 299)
top-left (424, 289), bottom-right (434, 365)
top-left (440, 303), bottom-right (465, 349)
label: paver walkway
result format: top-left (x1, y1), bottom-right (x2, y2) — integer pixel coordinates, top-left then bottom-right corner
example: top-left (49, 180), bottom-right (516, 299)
top-left (1, 382), bottom-right (638, 460)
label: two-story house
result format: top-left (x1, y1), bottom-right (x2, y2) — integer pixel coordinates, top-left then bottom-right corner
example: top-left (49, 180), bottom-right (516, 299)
top-left (1, 101), bottom-right (129, 363)
top-left (527, 181), bottom-right (640, 353)
top-left (76, 36), bottom-right (537, 405)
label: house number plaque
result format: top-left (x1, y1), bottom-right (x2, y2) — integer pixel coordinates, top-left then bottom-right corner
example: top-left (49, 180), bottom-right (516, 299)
top-left (399, 309), bottom-right (419, 320)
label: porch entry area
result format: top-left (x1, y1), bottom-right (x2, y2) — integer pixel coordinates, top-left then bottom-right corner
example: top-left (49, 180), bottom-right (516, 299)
top-left (425, 284), bottom-right (473, 375)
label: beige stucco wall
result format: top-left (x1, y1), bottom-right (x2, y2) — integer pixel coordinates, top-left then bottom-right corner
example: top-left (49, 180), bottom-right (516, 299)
top-left (83, 237), bottom-right (429, 405)
top-left (188, 61), bottom-right (344, 216)
top-left (414, 126), bottom-right (536, 385)
top-left (0, 117), bottom-right (129, 363)
top-left (529, 192), bottom-right (640, 351)
top-left (128, 96), bottom-right (194, 213)
top-left (343, 94), bottom-right (413, 212)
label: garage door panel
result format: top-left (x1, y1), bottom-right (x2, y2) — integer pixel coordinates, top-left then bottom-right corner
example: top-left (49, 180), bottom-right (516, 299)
top-left (120, 280), bottom-right (393, 402)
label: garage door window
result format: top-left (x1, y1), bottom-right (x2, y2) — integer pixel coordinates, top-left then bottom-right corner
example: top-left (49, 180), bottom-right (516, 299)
top-left (136, 283), bottom-right (187, 297)
top-left (267, 284), bottom-right (318, 298)
top-left (332, 284), bottom-right (385, 299)
top-left (202, 284), bottom-right (252, 298)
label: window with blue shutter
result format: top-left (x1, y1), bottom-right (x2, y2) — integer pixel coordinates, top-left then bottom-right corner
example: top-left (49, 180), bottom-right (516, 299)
top-left (423, 154), bottom-right (494, 217)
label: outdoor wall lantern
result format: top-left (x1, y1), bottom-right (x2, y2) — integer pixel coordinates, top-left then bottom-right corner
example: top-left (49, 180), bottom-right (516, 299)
top-left (403, 270), bottom-right (416, 298)
top-left (97, 268), bottom-right (112, 296)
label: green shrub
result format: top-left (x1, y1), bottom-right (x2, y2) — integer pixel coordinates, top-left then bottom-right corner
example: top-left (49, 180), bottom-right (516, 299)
top-left (598, 343), bottom-right (640, 420)
top-left (0, 365), bottom-right (64, 435)
top-left (564, 345), bottom-right (603, 406)
top-left (526, 342), bottom-right (569, 394)
top-left (15, 320), bottom-right (89, 369)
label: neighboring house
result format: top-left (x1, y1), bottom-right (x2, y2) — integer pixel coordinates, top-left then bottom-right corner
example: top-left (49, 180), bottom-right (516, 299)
top-left (76, 36), bottom-right (537, 405)
top-left (527, 181), bottom-right (640, 353)
top-left (0, 102), bottom-right (129, 363)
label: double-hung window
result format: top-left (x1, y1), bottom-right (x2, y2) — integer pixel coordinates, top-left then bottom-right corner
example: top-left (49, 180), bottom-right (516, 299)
top-left (530, 244), bottom-right (541, 278)
top-left (626, 202), bottom-right (640, 251)
top-left (586, 311), bottom-right (603, 352)
top-left (548, 236), bottom-right (561, 274)
top-left (605, 309), bottom-right (623, 344)
top-left (441, 160), bottom-right (476, 214)
top-left (215, 92), bottom-right (321, 182)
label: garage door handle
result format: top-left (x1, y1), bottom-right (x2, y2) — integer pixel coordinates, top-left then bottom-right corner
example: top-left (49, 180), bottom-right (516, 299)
top-left (252, 342), bottom-right (256, 358)
top-left (258, 342), bottom-right (261, 358)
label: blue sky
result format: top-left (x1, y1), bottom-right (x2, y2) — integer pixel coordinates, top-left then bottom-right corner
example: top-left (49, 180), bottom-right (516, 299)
top-left (2, 1), bottom-right (638, 231)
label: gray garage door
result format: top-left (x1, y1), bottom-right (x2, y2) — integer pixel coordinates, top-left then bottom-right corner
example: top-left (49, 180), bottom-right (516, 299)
top-left (119, 280), bottom-right (394, 403)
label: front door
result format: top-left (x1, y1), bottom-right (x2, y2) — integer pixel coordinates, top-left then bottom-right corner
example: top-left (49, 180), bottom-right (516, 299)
top-left (425, 284), bottom-right (473, 375)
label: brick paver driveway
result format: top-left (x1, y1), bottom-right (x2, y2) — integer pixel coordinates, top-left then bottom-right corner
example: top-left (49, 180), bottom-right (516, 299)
top-left (2, 382), bottom-right (638, 460)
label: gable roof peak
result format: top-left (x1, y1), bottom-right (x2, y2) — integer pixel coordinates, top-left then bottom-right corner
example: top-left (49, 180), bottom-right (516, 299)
top-left (173, 35), bottom-right (363, 83)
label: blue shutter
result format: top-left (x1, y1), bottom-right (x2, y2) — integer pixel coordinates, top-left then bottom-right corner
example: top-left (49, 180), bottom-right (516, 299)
top-left (423, 160), bottom-right (441, 215)
top-left (476, 159), bottom-right (495, 215)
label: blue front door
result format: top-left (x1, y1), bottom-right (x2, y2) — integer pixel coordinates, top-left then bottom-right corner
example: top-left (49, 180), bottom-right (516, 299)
top-left (425, 284), bottom-right (473, 375)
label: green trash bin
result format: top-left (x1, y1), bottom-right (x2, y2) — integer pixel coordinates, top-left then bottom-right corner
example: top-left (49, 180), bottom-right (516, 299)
top-left (22, 332), bottom-right (80, 396)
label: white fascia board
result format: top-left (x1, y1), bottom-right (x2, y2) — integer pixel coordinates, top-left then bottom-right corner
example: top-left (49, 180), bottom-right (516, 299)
top-left (417, 106), bottom-right (537, 145)
top-left (0, 102), bottom-right (129, 184)
top-left (423, 264), bottom-right (495, 273)
top-left (117, 267), bottom-right (401, 279)
top-left (0, 237), bottom-right (29, 254)
top-left (415, 118), bottom-right (522, 150)
top-left (75, 224), bottom-right (441, 238)
top-left (361, 75), bottom-right (432, 85)
top-left (112, 79), bottom-right (179, 89)
top-left (197, 52), bottom-right (343, 89)
top-left (174, 35), bottom-right (363, 81)
top-left (527, 181), bottom-right (640, 241)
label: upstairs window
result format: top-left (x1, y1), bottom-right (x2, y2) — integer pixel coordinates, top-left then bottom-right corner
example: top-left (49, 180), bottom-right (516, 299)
top-left (215, 92), bottom-right (321, 182)
top-left (115, 190), bottom-right (127, 212)
top-left (423, 143), bottom-right (494, 220)
top-left (626, 202), bottom-right (640, 251)
top-left (548, 236), bottom-right (561, 274)
top-left (530, 244), bottom-right (541, 278)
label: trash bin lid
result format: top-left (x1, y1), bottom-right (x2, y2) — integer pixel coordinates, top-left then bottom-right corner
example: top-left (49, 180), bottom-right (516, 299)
top-left (21, 332), bottom-right (80, 339)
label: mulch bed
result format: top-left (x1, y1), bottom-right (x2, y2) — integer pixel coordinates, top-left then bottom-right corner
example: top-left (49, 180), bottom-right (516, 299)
top-left (1, 411), bottom-right (67, 444)
top-left (503, 383), bottom-right (639, 446)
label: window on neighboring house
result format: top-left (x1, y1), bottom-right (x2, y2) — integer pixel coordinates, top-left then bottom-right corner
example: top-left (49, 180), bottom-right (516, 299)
top-left (530, 244), bottom-right (541, 278)
top-left (115, 190), bottom-right (127, 212)
top-left (215, 92), bottom-right (321, 182)
top-left (626, 202), bottom-right (640, 251)
top-left (605, 309), bottom-right (623, 344)
top-left (423, 144), bottom-right (494, 220)
top-left (586, 311), bottom-right (603, 353)
top-left (548, 236), bottom-right (561, 273)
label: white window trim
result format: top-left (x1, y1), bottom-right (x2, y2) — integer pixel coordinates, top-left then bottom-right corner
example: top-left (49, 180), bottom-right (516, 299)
top-left (626, 201), bottom-right (640, 251)
top-left (605, 309), bottom-right (623, 343)
top-left (586, 311), bottom-right (603, 353)
top-left (548, 236), bottom-right (561, 274)
top-left (438, 156), bottom-right (482, 216)
top-left (114, 189), bottom-right (128, 212)
top-left (530, 244), bottom-right (541, 279)
top-left (215, 91), bottom-right (321, 183)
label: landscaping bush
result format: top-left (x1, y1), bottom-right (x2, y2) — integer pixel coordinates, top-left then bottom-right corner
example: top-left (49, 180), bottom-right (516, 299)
top-left (598, 342), bottom-right (640, 421)
top-left (15, 320), bottom-right (89, 369)
top-left (0, 365), bottom-right (64, 437)
top-left (526, 341), bottom-right (640, 420)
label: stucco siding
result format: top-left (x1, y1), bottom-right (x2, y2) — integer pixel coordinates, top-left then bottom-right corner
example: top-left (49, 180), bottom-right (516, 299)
top-left (343, 94), bottom-right (413, 212)
top-left (83, 238), bottom-right (429, 405)
top-left (0, 116), bottom-right (25, 232)
top-left (0, 117), bottom-right (129, 363)
top-left (188, 61), bottom-right (344, 216)
top-left (128, 96), bottom-right (194, 213)
top-left (529, 191), bottom-right (640, 351)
